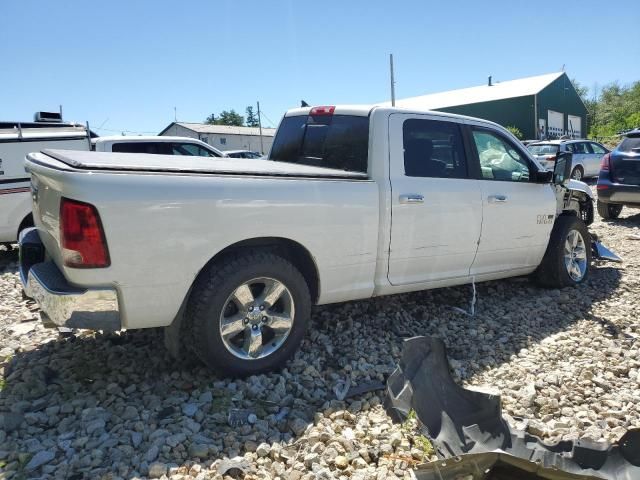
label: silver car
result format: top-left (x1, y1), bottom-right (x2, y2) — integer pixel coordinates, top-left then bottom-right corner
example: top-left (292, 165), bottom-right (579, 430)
top-left (528, 140), bottom-right (610, 180)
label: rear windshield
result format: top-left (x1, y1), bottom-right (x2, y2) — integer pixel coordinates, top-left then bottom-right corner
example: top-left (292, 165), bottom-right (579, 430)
top-left (269, 114), bottom-right (369, 173)
top-left (619, 136), bottom-right (640, 153)
top-left (527, 144), bottom-right (559, 155)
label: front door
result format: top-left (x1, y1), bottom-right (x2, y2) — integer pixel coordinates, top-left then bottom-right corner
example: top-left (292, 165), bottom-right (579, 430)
top-left (387, 114), bottom-right (483, 285)
top-left (467, 125), bottom-right (557, 276)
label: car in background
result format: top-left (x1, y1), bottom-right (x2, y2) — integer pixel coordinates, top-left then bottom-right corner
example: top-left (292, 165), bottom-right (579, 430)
top-left (527, 139), bottom-right (609, 181)
top-left (93, 136), bottom-right (226, 157)
top-left (223, 149), bottom-right (264, 159)
top-left (596, 129), bottom-right (640, 219)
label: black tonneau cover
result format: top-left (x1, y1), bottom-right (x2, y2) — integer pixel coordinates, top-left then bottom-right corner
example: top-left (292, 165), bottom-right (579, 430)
top-left (36, 149), bottom-right (369, 180)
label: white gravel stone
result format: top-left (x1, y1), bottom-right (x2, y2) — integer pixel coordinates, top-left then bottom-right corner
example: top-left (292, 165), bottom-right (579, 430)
top-left (0, 194), bottom-right (638, 479)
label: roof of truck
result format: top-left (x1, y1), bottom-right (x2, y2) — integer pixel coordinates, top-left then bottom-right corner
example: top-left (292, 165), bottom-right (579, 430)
top-left (284, 104), bottom-right (505, 132)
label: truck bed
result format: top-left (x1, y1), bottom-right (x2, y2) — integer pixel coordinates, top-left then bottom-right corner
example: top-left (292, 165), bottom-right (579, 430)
top-left (34, 149), bottom-right (369, 180)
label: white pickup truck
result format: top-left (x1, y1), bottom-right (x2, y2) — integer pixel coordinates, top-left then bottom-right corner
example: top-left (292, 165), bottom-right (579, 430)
top-left (19, 105), bottom-right (614, 375)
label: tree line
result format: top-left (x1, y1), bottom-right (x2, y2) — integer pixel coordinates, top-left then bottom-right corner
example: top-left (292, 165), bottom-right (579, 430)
top-left (204, 106), bottom-right (260, 127)
top-left (574, 79), bottom-right (640, 139)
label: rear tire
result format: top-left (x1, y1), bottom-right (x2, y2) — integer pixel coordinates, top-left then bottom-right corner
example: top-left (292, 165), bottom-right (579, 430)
top-left (534, 215), bottom-right (591, 288)
top-left (597, 200), bottom-right (622, 220)
top-left (571, 166), bottom-right (584, 181)
top-left (187, 251), bottom-right (311, 376)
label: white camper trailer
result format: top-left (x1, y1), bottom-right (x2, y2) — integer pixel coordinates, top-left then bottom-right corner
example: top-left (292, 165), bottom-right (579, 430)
top-left (0, 113), bottom-right (91, 246)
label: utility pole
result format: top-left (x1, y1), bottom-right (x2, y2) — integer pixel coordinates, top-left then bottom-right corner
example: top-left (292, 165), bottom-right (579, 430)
top-left (390, 54), bottom-right (396, 106)
top-left (174, 107), bottom-right (177, 122)
top-left (257, 101), bottom-right (264, 154)
top-left (59, 104), bottom-right (63, 120)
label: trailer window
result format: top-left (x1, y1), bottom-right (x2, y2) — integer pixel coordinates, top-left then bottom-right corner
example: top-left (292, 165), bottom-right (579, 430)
top-left (270, 114), bottom-right (369, 173)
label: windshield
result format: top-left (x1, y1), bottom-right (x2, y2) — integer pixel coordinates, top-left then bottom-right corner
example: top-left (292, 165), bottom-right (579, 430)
top-left (269, 114), bottom-right (369, 172)
top-left (619, 136), bottom-right (640, 153)
top-left (527, 144), bottom-right (559, 155)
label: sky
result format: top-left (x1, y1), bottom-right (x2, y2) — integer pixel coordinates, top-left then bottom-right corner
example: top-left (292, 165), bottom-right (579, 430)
top-left (2, 0), bottom-right (639, 135)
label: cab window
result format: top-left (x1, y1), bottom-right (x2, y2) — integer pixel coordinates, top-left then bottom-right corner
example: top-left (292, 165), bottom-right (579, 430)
top-left (472, 129), bottom-right (531, 182)
top-left (402, 119), bottom-right (468, 178)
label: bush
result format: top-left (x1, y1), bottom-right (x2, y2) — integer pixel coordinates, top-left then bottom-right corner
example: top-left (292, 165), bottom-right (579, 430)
top-left (506, 126), bottom-right (524, 140)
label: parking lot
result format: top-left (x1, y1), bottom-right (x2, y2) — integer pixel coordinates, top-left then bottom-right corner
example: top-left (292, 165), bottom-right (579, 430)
top-left (1, 190), bottom-right (639, 479)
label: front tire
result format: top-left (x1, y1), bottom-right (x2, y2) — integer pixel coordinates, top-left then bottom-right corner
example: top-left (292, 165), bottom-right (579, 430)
top-left (187, 251), bottom-right (311, 376)
top-left (597, 200), bottom-right (622, 220)
top-left (534, 215), bottom-right (591, 288)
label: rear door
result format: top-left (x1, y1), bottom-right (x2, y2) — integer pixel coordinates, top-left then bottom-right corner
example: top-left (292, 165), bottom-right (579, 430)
top-left (467, 124), bottom-right (557, 275)
top-left (387, 114), bottom-right (482, 285)
top-left (567, 142), bottom-right (589, 179)
top-left (588, 142), bottom-right (608, 176)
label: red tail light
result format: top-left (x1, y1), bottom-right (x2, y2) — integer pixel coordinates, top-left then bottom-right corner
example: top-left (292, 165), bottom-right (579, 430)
top-left (545, 155), bottom-right (557, 162)
top-left (600, 153), bottom-right (611, 171)
top-left (60, 198), bottom-right (110, 268)
top-left (309, 105), bottom-right (335, 116)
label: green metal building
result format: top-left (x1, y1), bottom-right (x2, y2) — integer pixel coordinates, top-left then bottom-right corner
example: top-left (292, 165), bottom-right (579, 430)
top-left (394, 72), bottom-right (588, 140)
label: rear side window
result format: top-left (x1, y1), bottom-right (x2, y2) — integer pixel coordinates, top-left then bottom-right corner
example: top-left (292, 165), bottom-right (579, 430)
top-left (528, 144), bottom-right (559, 155)
top-left (270, 114), bottom-right (369, 173)
top-left (590, 143), bottom-right (607, 154)
top-left (402, 119), bottom-right (468, 178)
top-left (170, 143), bottom-right (218, 157)
top-left (111, 142), bottom-right (172, 154)
top-left (619, 136), bottom-right (640, 153)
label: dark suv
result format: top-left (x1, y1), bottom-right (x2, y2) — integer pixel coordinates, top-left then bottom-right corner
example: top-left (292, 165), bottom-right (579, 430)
top-left (596, 129), bottom-right (640, 219)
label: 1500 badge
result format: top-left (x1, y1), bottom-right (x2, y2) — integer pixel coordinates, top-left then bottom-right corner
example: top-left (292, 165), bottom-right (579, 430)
top-left (537, 214), bottom-right (555, 224)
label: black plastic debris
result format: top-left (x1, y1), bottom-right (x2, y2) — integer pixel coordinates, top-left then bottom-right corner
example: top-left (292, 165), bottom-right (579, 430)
top-left (385, 336), bottom-right (640, 480)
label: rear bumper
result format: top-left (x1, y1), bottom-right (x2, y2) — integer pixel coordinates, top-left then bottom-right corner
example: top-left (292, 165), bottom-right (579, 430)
top-left (19, 228), bottom-right (121, 331)
top-left (597, 180), bottom-right (640, 206)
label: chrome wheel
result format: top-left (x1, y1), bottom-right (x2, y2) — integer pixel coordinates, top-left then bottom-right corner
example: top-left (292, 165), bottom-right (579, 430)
top-left (219, 277), bottom-right (295, 360)
top-left (564, 230), bottom-right (587, 281)
top-left (571, 168), bottom-right (583, 180)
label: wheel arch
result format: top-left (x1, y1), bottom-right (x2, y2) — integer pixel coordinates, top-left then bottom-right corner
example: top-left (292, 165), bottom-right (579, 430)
top-left (164, 236), bottom-right (320, 360)
top-left (200, 237), bottom-right (320, 304)
top-left (17, 213), bottom-right (34, 238)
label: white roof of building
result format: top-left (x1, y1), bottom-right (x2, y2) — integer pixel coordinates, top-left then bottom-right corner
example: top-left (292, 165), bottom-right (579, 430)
top-left (385, 72), bottom-right (565, 110)
top-left (171, 122), bottom-right (276, 137)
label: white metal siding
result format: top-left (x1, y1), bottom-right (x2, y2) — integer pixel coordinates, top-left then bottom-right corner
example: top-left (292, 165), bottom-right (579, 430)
top-left (160, 125), bottom-right (273, 154)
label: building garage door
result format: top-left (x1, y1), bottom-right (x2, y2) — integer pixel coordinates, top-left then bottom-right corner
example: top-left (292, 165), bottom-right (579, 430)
top-left (568, 115), bottom-right (582, 139)
top-left (548, 110), bottom-right (564, 138)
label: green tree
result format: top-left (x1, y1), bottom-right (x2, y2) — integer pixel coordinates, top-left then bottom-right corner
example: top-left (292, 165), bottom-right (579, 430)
top-left (505, 125), bottom-right (523, 140)
top-left (245, 106), bottom-right (259, 127)
top-left (203, 110), bottom-right (245, 126)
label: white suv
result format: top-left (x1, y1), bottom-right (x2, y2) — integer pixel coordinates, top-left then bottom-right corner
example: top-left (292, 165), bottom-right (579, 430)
top-left (528, 140), bottom-right (609, 181)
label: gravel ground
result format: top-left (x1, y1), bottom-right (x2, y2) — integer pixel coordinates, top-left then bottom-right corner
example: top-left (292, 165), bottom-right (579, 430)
top-left (1, 204), bottom-right (639, 479)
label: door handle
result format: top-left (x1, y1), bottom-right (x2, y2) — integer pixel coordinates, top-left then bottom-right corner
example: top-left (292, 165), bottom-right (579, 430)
top-left (488, 194), bottom-right (507, 203)
top-left (399, 194), bottom-right (424, 204)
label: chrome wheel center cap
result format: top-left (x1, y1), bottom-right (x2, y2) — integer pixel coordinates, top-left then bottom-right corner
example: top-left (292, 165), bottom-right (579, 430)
top-left (247, 309), bottom-right (263, 324)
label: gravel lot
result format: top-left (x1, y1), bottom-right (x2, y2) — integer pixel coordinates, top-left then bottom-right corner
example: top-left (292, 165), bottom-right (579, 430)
top-left (1, 204), bottom-right (639, 479)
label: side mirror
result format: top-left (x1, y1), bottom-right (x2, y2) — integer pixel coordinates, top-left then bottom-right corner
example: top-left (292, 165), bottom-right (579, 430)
top-left (535, 170), bottom-right (553, 183)
top-left (553, 151), bottom-right (573, 185)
